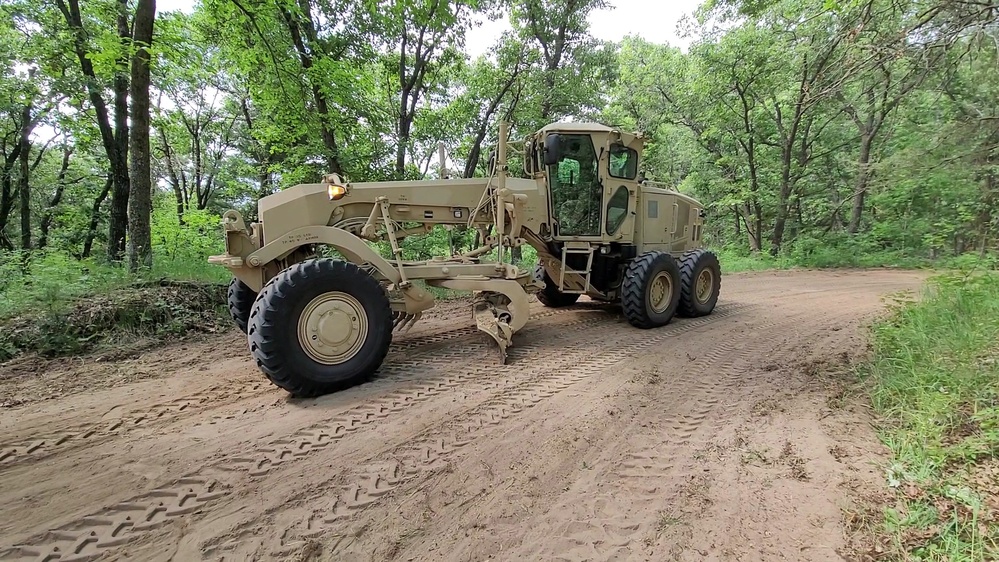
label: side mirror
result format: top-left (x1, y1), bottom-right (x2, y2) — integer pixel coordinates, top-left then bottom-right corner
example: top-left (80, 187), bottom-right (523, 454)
top-left (543, 133), bottom-right (561, 166)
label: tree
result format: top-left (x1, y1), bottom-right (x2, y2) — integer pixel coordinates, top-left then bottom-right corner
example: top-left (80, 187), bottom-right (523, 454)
top-left (127, 0), bottom-right (155, 271)
top-left (54, 0), bottom-right (132, 262)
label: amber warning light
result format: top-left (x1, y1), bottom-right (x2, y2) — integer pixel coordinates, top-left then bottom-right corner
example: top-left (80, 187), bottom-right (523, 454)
top-left (328, 184), bottom-right (347, 200)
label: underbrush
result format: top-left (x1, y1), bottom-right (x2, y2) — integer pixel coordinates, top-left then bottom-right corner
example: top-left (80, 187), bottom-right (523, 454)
top-left (0, 248), bottom-right (230, 362)
top-left (0, 279), bottom-right (228, 362)
top-left (861, 270), bottom-right (999, 560)
top-left (714, 236), bottom-right (997, 274)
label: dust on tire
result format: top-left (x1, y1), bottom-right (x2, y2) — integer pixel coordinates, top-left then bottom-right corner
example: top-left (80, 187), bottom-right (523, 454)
top-left (677, 249), bottom-right (721, 318)
top-left (247, 258), bottom-right (393, 398)
top-left (621, 250), bottom-right (682, 329)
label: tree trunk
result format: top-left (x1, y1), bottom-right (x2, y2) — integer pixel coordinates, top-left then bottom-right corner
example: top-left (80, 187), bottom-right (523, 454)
top-left (18, 103), bottom-right (33, 251)
top-left (463, 67), bottom-right (520, 179)
top-left (277, 1), bottom-right (343, 176)
top-left (848, 132), bottom-right (874, 234)
top-left (740, 203), bottom-right (762, 252)
top-left (107, 0), bottom-right (132, 262)
top-left (38, 144), bottom-right (72, 250)
top-left (396, 85), bottom-right (412, 176)
top-left (0, 141), bottom-right (22, 250)
top-left (157, 127), bottom-right (184, 224)
top-left (82, 177), bottom-right (113, 259)
top-left (56, 0), bottom-right (130, 261)
top-left (126, 0), bottom-right (155, 272)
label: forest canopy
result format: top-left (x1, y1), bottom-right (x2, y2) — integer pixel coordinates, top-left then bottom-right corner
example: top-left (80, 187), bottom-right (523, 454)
top-left (1, 0), bottom-right (997, 278)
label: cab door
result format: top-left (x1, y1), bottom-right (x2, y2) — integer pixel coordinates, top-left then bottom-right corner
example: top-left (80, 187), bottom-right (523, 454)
top-left (547, 134), bottom-right (604, 239)
top-left (602, 141), bottom-right (640, 244)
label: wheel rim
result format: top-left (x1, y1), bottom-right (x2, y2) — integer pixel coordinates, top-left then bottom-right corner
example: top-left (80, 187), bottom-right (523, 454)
top-left (649, 271), bottom-right (674, 313)
top-left (297, 291), bottom-right (368, 365)
top-left (695, 268), bottom-right (714, 304)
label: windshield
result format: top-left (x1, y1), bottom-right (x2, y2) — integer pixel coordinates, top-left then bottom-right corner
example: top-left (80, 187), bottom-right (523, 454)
top-left (548, 134), bottom-right (602, 236)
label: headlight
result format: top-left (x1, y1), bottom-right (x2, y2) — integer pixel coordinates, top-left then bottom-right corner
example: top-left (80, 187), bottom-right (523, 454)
top-left (328, 184), bottom-right (347, 200)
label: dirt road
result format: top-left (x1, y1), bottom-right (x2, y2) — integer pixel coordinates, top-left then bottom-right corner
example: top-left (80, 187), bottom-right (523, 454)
top-left (0, 269), bottom-right (925, 561)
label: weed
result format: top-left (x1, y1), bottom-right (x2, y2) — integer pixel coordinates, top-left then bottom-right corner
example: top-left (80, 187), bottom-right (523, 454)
top-left (656, 511), bottom-right (686, 531)
top-left (859, 271), bottom-right (999, 559)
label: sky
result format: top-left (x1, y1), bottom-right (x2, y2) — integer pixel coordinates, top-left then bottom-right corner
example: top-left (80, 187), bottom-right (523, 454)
top-left (156, 0), bottom-right (705, 54)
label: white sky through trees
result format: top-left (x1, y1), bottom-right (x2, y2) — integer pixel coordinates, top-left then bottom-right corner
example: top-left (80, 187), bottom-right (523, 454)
top-left (156, 0), bottom-right (704, 54)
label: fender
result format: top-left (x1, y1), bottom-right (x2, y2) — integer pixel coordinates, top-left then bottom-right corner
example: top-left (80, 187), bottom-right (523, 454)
top-left (246, 225), bottom-right (402, 285)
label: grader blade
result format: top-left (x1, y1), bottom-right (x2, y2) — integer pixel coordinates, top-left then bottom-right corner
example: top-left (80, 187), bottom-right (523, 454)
top-left (429, 278), bottom-right (531, 364)
top-left (472, 300), bottom-right (515, 364)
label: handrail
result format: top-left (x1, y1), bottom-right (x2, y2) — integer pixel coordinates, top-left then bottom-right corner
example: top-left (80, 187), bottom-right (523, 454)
top-left (640, 179), bottom-right (679, 192)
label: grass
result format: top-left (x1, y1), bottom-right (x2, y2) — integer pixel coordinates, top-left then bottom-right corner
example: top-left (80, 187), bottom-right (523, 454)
top-left (0, 249), bottom-right (228, 321)
top-left (714, 244), bottom-right (998, 274)
top-left (860, 270), bottom-right (999, 560)
top-left (0, 248), bottom-right (231, 361)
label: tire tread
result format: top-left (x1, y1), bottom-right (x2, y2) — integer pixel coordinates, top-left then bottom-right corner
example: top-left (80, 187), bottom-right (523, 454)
top-left (621, 250), bottom-right (680, 329)
top-left (677, 249), bottom-right (721, 318)
top-left (227, 277), bottom-right (257, 333)
top-left (247, 259), bottom-right (392, 397)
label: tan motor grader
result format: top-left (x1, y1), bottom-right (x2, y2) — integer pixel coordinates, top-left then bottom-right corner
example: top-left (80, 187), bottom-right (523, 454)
top-left (209, 121), bottom-right (721, 397)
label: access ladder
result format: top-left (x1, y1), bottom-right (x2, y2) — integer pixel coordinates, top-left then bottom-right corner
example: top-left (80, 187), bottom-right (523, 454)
top-left (558, 242), bottom-right (595, 294)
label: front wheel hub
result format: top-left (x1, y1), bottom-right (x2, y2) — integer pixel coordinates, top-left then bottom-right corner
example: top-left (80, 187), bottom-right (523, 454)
top-left (649, 271), bottom-right (674, 313)
top-left (298, 292), bottom-right (368, 364)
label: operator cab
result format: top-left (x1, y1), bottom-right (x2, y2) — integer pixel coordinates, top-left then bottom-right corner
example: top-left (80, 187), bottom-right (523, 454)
top-left (524, 122), bottom-right (644, 244)
top-left (523, 122), bottom-right (647, 299)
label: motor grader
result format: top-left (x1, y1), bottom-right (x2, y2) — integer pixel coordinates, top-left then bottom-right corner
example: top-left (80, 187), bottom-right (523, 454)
top-left (209, 121), bottom-right (721, 397)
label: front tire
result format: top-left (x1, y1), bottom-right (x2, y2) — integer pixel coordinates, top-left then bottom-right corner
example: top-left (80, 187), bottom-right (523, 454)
top-left (533, 262), bottom-right (580, 308)
top-left (247, 258), bottom-right (393, 397)
top-left (621, 251), bottom-right (682, 329)
top-left (227, 277), bottom-right (257, 333)
top-left (677, 249), bottom-right (721, 317)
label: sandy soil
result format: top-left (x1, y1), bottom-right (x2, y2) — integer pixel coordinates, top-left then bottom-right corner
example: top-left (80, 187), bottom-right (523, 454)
top-left (0, 269), bottom-right (926, 561)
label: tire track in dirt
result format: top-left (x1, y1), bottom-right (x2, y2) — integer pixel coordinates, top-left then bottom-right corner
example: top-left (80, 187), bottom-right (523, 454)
top-left (208, 301), bottom-right (740, 484)
top-left (0, 381), bottom-right (268, 469)
top-left (311, 290), bottom-right (874, 562)
top-left (214, 307), bottom-right (638, 477)
top-left (252, 304), bottom-right (795, 558)
top-left (0, 303), bottom-right (753, 562)
top-left (518, 302), bottom-right (867, 561)
top-left (0, 304), bottom-right (591, 472)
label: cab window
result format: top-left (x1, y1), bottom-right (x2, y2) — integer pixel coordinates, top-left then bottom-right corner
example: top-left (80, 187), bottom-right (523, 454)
top-left (608, 143), bottom-right (638, 180)
top-left (548, 134), bottom-right (602, 236)
top-left (605, 185), bottom-right (630, 235)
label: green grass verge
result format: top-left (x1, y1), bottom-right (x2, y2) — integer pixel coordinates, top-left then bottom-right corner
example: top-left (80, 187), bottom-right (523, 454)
top-left (0, 249), bottom-right (228, 322)
top-left (713, 245), bottom-right (998, 274)
top-left (862, 270), bottom-right (999, 560)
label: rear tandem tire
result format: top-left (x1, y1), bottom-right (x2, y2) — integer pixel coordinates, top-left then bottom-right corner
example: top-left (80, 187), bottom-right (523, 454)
top-left (677, 249), bottom-right (721, 318)
top-left (621, 251), bottom-right (682, 329)
top-left (247, 258), bottom-right (393, 398)
top-left (533, 262), bottom-right (580, 308)
top-left (227, 277), bottom-right (257, 334)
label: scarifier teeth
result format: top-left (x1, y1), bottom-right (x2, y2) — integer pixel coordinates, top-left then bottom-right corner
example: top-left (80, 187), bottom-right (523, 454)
top-left (392, 311), bottom-right (421, 334)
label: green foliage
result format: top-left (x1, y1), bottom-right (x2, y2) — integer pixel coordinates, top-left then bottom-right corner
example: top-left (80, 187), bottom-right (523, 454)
top-left (0, 249), bottom-right (131, 320)
top-left (0, 279), bottom-right (227, 361)
top-left (2, 0), bottom-right (998, 364)
top-left (863, 271), bottom-right (999, 559)
top-left (150, 200), bottom-right (228, 282)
